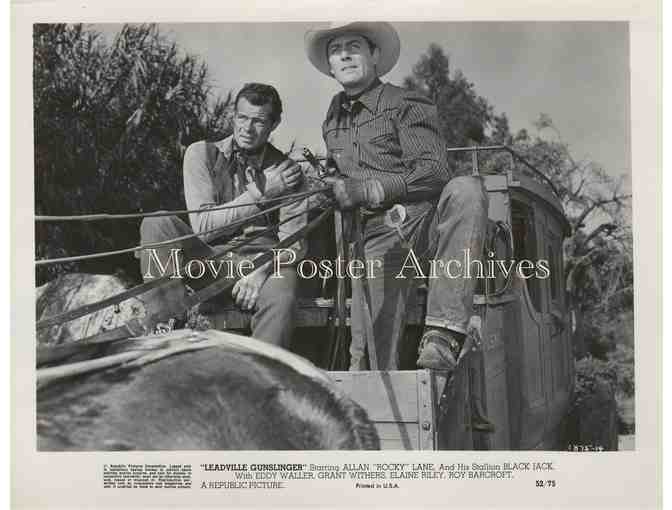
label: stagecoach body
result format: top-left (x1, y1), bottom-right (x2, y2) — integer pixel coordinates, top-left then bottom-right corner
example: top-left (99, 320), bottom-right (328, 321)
top-left (201, 148), bottom-right (574, 450)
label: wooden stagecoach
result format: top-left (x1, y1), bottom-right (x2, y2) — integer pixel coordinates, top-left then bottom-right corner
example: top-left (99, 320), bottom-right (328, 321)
top-left (36, 145), bottom-right (578, 451)
top-left (174, 145), bottom-right (573, 450)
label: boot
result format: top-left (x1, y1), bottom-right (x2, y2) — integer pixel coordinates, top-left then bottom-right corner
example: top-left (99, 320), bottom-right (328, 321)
top-left (416, 328), bottom-right (464, 371)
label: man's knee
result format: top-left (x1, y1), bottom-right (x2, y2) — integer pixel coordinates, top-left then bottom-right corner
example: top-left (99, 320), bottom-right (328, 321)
top-left (140, 215), bottom-right (187, 243)
top-left (257, 269), bottom-right (298, 314)
top-left (439, 176), bottom-right (488, 213)
top-left (140, 215), bottom-right (173, 241)
top-left (442, 176), bottom-right (486, 200)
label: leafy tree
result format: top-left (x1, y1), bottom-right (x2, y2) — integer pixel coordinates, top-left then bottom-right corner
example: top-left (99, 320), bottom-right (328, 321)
top-left (403, 44), bottom-right (493, 147)
top-left (404, 45), bottom-right (633, 359)
top-left (34, 23), bottom-right (232, 285)
top-left (508, 117), bottom-right (632, 358)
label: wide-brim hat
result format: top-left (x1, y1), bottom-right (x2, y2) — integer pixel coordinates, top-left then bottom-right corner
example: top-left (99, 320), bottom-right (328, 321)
top-left (304, 22), bottom-right (400, 77)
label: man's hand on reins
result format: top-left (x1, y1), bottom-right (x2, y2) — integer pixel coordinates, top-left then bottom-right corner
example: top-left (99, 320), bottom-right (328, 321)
top-left (324, 176), bottom-right (385, 210)
top-left (262, 159), bottom-right (303, 199)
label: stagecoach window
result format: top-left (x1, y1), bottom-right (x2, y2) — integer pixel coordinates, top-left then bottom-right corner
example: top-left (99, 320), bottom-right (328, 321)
top-left (511, 200), bottom-right (541, 312)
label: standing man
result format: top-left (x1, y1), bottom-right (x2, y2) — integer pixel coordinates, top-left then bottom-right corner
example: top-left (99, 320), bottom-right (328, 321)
top-left (138, 83), bottom-right (306, 348)
top-left (305, 22), bottom-right (489, 371)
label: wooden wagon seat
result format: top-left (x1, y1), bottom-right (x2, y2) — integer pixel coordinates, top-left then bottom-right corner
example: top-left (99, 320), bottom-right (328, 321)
top-left (199, 211), bottom-right (511, 331)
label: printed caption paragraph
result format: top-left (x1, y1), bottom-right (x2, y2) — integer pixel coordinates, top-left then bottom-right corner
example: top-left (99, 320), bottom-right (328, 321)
top-left (197, 461), bottom-right (557, 490)
top-left (103, 464), bottom-right (192, 489)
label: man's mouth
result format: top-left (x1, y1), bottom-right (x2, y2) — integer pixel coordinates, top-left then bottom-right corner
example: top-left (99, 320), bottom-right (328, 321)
top-left (341, 65), bottom-right (358, 72)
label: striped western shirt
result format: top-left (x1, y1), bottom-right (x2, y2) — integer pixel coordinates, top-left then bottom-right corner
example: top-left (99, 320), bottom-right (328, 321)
top-left (322, 79), bottom-right (452, 205)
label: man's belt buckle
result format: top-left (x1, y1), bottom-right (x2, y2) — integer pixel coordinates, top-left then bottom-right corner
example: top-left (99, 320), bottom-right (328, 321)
top-left (384, 204), bottom-right (407, 226)
top-left (384, 204), bottom-right (409, 247)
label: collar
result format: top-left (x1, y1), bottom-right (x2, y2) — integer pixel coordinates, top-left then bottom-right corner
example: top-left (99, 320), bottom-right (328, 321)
top-left (340, 78), bottom-right (384, 114)
top-left (214, 135), bottom-right (267, 166)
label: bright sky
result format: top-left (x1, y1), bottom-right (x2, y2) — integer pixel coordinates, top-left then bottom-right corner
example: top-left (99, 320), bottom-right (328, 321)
top-left (96, 22), bottom-right (630, 182)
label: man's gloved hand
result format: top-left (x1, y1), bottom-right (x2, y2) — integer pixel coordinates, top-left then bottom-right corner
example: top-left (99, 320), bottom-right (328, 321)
top-left (324, 177), bottom-right (385, 210)
top-left (262, 159), bottom-right (303, 199)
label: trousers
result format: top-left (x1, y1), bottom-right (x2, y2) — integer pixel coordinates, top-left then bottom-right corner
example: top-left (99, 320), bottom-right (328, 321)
top-left (138, 215), bottom-right (298, 348)
top-left (349, 176), bottom-right (489, 370)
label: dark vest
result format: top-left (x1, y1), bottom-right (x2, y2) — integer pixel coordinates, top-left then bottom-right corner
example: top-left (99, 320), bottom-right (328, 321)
top-left (203, 141), bottom-right (284, 252)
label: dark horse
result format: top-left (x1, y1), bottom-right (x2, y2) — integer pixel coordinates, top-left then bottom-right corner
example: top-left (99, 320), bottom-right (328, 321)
top-left (37, 330), bottom-right (380, 450)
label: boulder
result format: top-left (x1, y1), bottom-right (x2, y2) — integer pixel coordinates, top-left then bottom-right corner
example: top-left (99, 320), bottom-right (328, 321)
top-left (36, 273), bottom-right (147, 347)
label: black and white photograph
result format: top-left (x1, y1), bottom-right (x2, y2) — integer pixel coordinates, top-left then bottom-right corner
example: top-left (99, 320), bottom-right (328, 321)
top-left (11, 3), bottom-right (661, 508)
top-left (33, 20), bottom-right (634, 452)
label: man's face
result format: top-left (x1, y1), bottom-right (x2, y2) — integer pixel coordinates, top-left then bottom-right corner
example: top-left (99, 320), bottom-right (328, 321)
top-left (327, 33), bottom-right (379, 91)
top-left (233, 97), bottom-right (278, 152)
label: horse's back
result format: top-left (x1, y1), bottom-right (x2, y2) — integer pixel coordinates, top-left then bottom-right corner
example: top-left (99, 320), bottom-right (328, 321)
top-left (37, 341), bottom-right (380, 451)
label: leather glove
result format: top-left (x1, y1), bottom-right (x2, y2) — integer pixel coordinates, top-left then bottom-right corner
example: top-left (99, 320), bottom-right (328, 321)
top-left (326, 177), bottom-right (385, 210)
top-left (261, 159), bottom-right (303, 199)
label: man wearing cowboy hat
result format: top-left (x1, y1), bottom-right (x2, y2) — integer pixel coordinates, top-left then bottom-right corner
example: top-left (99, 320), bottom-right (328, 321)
top-left (305, 22), bottom-right (488, 371)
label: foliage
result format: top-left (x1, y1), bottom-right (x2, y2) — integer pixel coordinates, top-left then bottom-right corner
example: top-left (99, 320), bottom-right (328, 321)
top-left (404, 45), bottom-right (633, 361)
top-left (34, 24), bottom-right (232, 284)
top-left (573, 356), bottom-right (617, 410)
top-left (507, 118), bottom-right (633, 359)
top-left (403, 44), bottom-right (497, 148)
top-left (607, 344), bottom-right (635, 398)
top-left (572, 353), bottom-right (633, 435)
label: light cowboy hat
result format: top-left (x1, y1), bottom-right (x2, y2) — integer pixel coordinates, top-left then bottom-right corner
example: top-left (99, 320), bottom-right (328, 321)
top-left (305, 22), bottom-right (400, 77)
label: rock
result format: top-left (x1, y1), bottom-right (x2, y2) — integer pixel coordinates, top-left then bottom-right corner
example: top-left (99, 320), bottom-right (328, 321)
top-left (36, 273), bottom-right (147, 347)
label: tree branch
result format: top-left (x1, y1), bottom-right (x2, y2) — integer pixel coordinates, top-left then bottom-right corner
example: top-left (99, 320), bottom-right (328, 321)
top-left (572, 194), bottom-right (631, 229)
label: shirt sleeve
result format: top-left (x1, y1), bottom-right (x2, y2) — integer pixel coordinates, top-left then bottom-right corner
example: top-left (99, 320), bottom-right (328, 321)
top-left (277, 182), bottom-right (308, 262)
top-left (183, 141), bottom-right (262, 243)
top-left (388, 93), bottom-right (451, 202)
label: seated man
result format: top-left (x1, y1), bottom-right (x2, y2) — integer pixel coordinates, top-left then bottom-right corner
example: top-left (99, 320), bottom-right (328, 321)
top-left (304, 22), bottom-right (488, 371)
top-left (137, 83), bottom-right (306, 348)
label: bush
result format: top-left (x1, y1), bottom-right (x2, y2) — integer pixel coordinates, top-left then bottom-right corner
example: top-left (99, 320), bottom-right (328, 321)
top-left (34, 24), bottom-right (232, 284)
top-left (573, 356), bottom-right (618, 407)
top-left (566, 356), bottom-right (619, 450)
top-left (607, 344), bottom-right (635, 399)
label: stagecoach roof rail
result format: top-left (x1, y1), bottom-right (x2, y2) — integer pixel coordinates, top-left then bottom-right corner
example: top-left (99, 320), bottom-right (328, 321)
top-left (292, 146), bottom-right (561, 201)
top-left (295, 145), bottom-right (562, 201)
top-left (445, 145), bottom-right (561, 200)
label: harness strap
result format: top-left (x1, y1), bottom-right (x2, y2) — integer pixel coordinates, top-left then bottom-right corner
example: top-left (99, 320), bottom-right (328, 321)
top-left (351, 210), bottom-right (378, 370)
top-left (37, 208), bottom-right (334, 347)
top-left (37, 194), bottom-right (325, 330)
